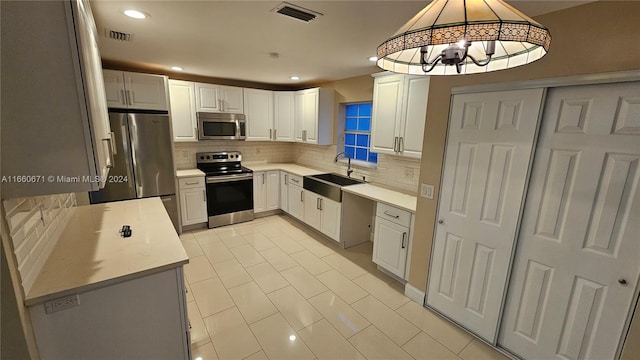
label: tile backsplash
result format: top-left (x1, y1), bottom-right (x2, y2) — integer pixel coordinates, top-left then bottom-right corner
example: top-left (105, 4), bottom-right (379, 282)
top-left (175, 141), bottom-right (420, 194)
top-left (3, 193), bottom-right (76, 293)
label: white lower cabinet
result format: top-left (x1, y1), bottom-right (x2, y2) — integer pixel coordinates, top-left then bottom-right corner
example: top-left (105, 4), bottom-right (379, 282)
top-left (253, 171), bottom-right (279, 213)
top-left (287, 183), bottom-right (305, 221)
top-left (372, 203), bottom-right (412, 279)
top-left (178, 176), bottom-right (207, 226)
top-left (304, 192), bottom-right (342, 242)
top-left (280, 171), bottom-right (289, 212)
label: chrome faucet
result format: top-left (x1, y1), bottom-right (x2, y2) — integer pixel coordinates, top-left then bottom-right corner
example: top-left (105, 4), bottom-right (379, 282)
top-left (334, 151), bottom-right (353, 177)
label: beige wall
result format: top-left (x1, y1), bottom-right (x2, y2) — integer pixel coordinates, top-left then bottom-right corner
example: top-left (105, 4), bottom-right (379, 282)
top-left (404, 1), bottom-right (640, 357)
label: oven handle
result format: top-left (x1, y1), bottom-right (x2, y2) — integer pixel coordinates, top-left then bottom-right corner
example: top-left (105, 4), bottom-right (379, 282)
top-left (206, 174), bottom-right (254, 183)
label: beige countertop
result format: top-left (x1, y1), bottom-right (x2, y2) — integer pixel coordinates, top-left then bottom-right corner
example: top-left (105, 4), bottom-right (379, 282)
top-left (342, 184), bottom-right (417, 213)
top-left (25, 198), bottom-right (188, 306)
top-left (244, 162), bottom-right (325, 177)
top-left (176, 169), bottom-right (205, 178)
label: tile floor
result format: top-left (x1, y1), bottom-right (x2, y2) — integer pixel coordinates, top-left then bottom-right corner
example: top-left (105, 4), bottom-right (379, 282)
top-left (181, 214), bottom-right (510, 360)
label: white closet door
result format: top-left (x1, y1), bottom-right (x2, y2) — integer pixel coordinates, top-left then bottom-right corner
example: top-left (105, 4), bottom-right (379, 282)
top-left (427, 88), bottom-right (545, 342)
top-left (499, 82), bottom-right (640, 360)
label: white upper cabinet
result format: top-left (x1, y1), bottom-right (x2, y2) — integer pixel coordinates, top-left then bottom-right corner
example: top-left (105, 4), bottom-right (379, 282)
top-left (1, 0), bottom-right (112, 198)
top-left (168, 80), bottom-right (197, 142)
top-left (371, 72), bottom-right (429, 158)
top-left (195, 83), bottom-right (243, 113)
top-left (244, 88), bottom-right (274, 141)
top-left (273, 92), bottom-right (296, 141)
top-left (103, 70), bottom-right (169, 111)
top-left (294, 88), bottom-right (334, 145)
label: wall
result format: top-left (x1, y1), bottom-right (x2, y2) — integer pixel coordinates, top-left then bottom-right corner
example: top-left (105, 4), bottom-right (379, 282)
top-left (174, 141), bottom-right (294, 169)
top-left (403, 1), bottom-right (640, 357)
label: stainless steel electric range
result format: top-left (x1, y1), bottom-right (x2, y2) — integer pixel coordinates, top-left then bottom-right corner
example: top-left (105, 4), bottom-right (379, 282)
top-left (196, 151), bottom-right (254, 228)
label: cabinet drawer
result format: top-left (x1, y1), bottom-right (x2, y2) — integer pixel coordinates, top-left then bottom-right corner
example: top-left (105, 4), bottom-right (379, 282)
top-left (287, 174), bottom-right (303, 187)
top-left (376, 203), bottom-right (411, 227)
top-left (178, 177), bottom-right (205, 189)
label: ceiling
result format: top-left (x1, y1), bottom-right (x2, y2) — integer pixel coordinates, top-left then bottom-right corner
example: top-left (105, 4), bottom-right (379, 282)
top-left (91, 0), bottom-right (593, 86)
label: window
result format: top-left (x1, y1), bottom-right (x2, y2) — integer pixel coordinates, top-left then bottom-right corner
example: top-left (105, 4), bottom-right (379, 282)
top-left (343, 103), bottom-right (377, 163)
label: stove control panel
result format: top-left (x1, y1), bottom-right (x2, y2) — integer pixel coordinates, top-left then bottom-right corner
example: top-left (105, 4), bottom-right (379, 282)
top-left (197, 151), bottom-right (242, 164)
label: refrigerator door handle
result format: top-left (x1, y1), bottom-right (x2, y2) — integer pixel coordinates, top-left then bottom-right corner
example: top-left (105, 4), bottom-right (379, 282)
top-left (103, 138), bottom-right (114, 169)
top-left (109, 132), bottom-right (117, 155)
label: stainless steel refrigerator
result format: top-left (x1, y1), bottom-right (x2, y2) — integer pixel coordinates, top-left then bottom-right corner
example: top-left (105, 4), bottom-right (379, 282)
top-left (89, 110), bottom-right (179, 231)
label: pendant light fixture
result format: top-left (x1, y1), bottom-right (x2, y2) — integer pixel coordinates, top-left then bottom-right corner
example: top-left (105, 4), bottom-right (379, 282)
top-left (376, 0), bottom-right (551, 75)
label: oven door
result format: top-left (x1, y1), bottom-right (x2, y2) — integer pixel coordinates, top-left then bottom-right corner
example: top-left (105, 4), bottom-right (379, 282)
top-left (205, 173), bottom-right (254, 227)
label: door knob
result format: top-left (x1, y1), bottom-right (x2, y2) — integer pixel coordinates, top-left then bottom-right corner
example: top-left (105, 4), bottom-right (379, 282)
top-left (618, 278), bottom-right (628, 286)
top-left (438, 219), bottom-right (444, 224)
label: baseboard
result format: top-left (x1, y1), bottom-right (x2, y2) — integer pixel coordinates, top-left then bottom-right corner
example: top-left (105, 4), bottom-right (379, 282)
top-left (404, 283), bottom-right (425, 305)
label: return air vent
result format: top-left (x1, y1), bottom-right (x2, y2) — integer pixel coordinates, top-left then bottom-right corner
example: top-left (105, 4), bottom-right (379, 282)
top-left (105, 29), bottom-right (134, 42)
top-left (272, 2), bottom-right (322, 23)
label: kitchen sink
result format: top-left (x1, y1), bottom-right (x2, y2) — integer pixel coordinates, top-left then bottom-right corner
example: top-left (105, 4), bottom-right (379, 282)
top-left (303, 173), bottom-right (364, 202)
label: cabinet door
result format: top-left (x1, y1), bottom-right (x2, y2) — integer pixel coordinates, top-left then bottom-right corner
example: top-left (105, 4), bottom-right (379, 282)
top-left (265, 171), bottom-right (280, 211)
top-left (320, 197), bottom-right (341, 242)
top-left (280, 172), bottom-right (289, 212)
top-left (195, 83), bottom-right (221, 112)
top-left (123, 72), bottom-right (168, 111)
top-left (288, 185), bottom-right (305, 221)
top-left (302, 89), bottom-right (319, 144)
top-left (399, 76), bottom-right (429, 158)
top-left (74, 0), bottom-right (111, 187)
top-left (373, 217), bottom-right (408, 278)
top-left (294, 92), bottom-right (305, 142)
top-left (180, 187), bottom-right (207, 225)
top-left (168, 80), bottom-right (197, 142)
top-left (274, 92), bottom-right (295, 141)
top-left (103, 69), bottom-right (127, 108)
top-left (253, 171), bottom-right (267, 213)
top-left (220, 86), bottom-right (244, 113)
top-left (244, 89), bottom-right (274, 141)
top-left (304, 192), bottom-right (321, 230)
top-left (371, 74), bottom-right (404, 155)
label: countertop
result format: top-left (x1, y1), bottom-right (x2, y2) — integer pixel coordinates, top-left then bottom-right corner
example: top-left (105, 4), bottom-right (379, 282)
top-left (176, 169), bottom-right (205, 178)
top-left (342, 184), bottom-right (417, 213)
top-left (25, 198), bottom-right (189, 306)
top-left (244, 162), bottom-right (325, 177)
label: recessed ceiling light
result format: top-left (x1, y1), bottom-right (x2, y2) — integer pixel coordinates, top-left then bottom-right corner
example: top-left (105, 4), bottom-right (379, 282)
top-left (171, 66), bottom-right (183, 71)
top-left (290, 76), bottom-right (300, 80)
top-left (123, 9), bottom-right (147, 19)
top-left (368, 56), bottom-right (378, 62)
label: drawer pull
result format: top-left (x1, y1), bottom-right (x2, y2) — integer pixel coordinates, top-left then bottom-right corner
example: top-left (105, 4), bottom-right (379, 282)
top-left (383, 211), bottom-right (400, 219)
top-left (185, 181), bottom-right (199, 185)
top-left (291, 178), bottom-right (299, 183)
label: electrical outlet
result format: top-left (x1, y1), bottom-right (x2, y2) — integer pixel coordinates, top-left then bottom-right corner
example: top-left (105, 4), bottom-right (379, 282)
top-left (44, 294), bottom-right (79, 314)
top-left (421, 183), bottom-right (434, 199)
top-left (255, 147), bottom-right (261, 154)
top-left (404, 167), bottom-right (414, 178)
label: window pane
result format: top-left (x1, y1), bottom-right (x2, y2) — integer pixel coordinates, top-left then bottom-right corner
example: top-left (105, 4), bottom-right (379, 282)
top-left (344, 146), bottom-right (355, 159)
top-left (359, 103), bottom-right (372, 116)
top-left (345, 117), bottom-right (357, 131)
top-left (357, 117), bottom-right (371, 131)
top-left (355, 148), bottom-right (368, 161)
top-left (346, 104), bottom-right (358, 117)
top-left (345, 133), bottom-right (356, 145)
top-left (356, 134), bottom-right (369, 147)
top-left (368, 152), bottom-right (378, 163)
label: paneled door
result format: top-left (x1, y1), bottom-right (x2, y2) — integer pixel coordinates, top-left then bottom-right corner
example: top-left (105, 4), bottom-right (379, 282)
top-left (499, 82), bottom-right (640, 359)
top-left (427, 88), bottom-right (545, 342)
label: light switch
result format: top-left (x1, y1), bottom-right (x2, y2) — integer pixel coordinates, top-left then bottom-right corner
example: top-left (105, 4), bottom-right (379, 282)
top-left (420, 183), bottom-right (434, 199)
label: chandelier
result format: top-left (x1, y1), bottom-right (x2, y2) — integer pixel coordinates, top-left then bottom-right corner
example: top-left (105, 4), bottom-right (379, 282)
top-left (376, 0), bottom-right (551, 75)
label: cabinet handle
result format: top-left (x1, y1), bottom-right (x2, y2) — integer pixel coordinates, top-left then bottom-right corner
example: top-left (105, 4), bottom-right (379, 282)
top-left (120, 90), bottom-right (127, 105)
top-left (127, 90), bottom-right (133, 106)
top-left (284, 174), bottom-right (288, 185)
top-left (300, 190), bottom-right (304, 202)
top-left (103, 138), bottom-right (114, 169)
top-left (316, 198), bottom-right (320, 210)
top-left (262, 173), bottom-right (265, 185)
top-left (394, 137), bottom-right (399, 152)
top-left (274, 129), bottom-right (277, 140)
top-left (303, 130), bottom-right (307, 142)
top-left (399, 137), bottom-right (404, 152)
top-left (270, 129), bottom-right (273, 140)
top-left (185, 181), bottom-right (198, 185)
top-left (203, 189), bottom-right (206, 202)
top-left (383, 211), bottom-right (400, 219)
top-left (291, 178), bottom-right (299, 184)
top-left (319, 198), bottom-right (323, 210)
top-left (402, 232), bottom-right (407, 248)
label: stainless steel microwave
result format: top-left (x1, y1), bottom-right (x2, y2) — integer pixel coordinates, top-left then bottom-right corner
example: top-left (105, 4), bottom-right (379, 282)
top-left (197, 112), bottom-right (246, 140)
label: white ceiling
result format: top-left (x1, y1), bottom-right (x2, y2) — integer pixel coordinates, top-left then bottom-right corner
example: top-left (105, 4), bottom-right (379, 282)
top-left (91, 0), bottom-right (593, 86)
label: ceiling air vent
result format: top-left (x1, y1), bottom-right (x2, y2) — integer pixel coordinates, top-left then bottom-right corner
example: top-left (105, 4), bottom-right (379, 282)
top-left (106, 29), bottom-right (134, 42)
top-left (272, 2), bottom-right (323, 23)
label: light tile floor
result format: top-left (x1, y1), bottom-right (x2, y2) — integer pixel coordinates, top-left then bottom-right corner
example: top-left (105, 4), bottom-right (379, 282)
top-left (183, 214), bottom-right (510, 360)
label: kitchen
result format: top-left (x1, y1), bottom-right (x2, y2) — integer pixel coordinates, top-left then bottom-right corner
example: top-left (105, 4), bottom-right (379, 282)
top-left (2, 1), bottom-right (639, 360)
